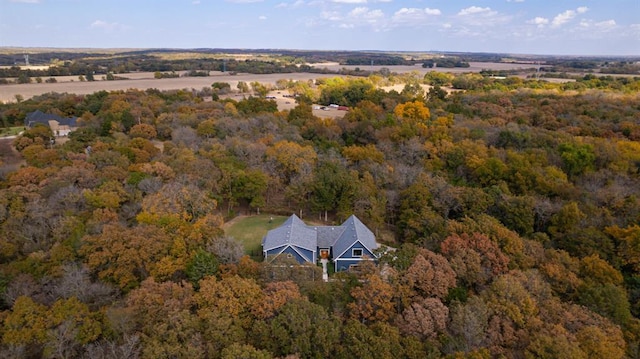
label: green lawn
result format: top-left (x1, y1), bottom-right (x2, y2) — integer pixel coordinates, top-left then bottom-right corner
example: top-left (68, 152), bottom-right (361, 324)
top-left (225, 214), bottom-right (288, 259)
top-left (0, 127), bottom-right (24, 137)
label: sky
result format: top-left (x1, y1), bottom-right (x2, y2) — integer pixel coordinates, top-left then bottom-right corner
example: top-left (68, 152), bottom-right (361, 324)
top-left (1, 0), bottom-right (639, 56)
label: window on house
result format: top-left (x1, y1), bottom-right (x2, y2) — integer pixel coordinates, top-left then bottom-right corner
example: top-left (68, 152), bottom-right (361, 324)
top-left (287, 253), bottom-right (293, 258)
top-left (352, 248), bottom-right (363, 257)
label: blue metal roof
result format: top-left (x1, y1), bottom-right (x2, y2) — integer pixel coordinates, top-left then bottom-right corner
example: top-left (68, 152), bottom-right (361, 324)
top-left (262, 214), bottom-right (317, 253)
top-left (262, 214), bottom-right (378, 263)
top-left (25, 110), bottom-right (78, 128)
top-left (332, 215), bottom-right (378, 259)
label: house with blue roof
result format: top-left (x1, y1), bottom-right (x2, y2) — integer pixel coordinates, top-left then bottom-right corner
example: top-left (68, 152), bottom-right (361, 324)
top-left (24, 110), bottom-right (78, 137)
top-left (262, 214), bottom-right (379, 272)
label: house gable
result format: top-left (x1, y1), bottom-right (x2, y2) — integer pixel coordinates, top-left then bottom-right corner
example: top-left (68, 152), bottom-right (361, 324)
top-left (262, 214), bottom-right (317, 265)
top-left (265, 245), bottom-right (314, 264)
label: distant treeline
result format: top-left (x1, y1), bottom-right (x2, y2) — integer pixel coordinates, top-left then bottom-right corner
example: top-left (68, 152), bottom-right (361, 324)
top-left (422, 57), bottom-right (470, 68)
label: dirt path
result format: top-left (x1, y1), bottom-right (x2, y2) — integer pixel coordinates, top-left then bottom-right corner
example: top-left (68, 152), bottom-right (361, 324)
top-left (0, 138), bottom-right (24, 169)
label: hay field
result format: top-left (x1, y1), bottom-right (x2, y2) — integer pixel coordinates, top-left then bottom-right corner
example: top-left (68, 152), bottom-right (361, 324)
top-left (0, 61), bottom-right (532, 103)
top-left (0, 71), bottom-right (339, 103)
top-left (309, 61), bottom-right (537, 75)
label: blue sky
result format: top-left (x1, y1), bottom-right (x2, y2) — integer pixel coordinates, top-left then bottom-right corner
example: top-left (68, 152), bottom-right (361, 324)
top-left (1, 0), bottom-right (639, 56)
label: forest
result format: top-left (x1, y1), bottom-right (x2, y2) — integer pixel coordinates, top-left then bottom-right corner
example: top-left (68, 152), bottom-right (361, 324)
top-left (0, 69), bottom-right (639, 358)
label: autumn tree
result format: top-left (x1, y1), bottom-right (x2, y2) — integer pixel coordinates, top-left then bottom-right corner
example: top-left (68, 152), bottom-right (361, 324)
top-left (395, 297), bottom-right (448, 340)
top-left (265, 140), bottom-right (317, 185)
top-left (441, 232), bottom-right (510, 289)
top-left (128, 123), bottom-right (157, 139)
top-left (348, 274), bottom-right (395, 324)
top-left (403, 249), bottom-right (457, 299)
top-left (125, 278), bottom-right (202, 358)
top-left (80, 223), bottom-right (174, 290)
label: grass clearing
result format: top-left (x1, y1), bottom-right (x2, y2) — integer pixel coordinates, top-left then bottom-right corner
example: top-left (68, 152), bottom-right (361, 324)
top-left (0, 127), bottom-right (23, 137)
top-left (224, 214), bottom-right (288, 259)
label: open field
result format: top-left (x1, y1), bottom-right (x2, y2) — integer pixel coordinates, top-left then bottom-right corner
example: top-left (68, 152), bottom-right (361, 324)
top-left (0, 62), bottom-right (536, 103)
top-left (224, 214), bottom-right (288, 259)
top-left (309, 61), bottom-right (540, 74)
top-left (0, 71), bottom-right (339, 103)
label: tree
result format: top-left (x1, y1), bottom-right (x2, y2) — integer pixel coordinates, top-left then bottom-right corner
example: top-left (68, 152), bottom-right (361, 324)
top-left (441, 232), bottom-right (510, 289)
top-left (310, 161), bottom-right (357, 219)
top-left (138, 181), bottom-right (218, 223)
top-left (2, 296), bottom-right (48, 347)
top-left (125, 278), bottom-right (202, 358)
top-left (397, 179), bottom-right (447, 244)
top-left (395, 297), bottom-right (448, 340)
top-left (258, 299), bottom-right (339, 358)
top-left (253, 281), bottom-right (302, 319)
top-left (221, 343), bottom-right (271, 359)
top-left (80, 223), bottom-right (174, 290)
top-left (250, 81), bottom-right (270, 97)
top-left (403, 249), bottom-right (457, 299)
top-left (394, 100), bottom-right (431, 124)
top-left (605, 224), bottom-right (640, 272)
top-left (558, 142), bottom-right (596, 178)
top-left (186, 248), bottom-right (219, 287)
top-left (197, 119), bottom-right (217, 138)
top-left (207, 236), bottom-right (244, 265)
top-left (348, 274), bottom-right (395, 324)
top-left (196, 275), bottom-right (262, 321)
top-left (265, 140), bottom-right (317, 185)
top-left (237, 81), bottom-right (249, 93)
top-left (129, 123), bottom-right (157, 139)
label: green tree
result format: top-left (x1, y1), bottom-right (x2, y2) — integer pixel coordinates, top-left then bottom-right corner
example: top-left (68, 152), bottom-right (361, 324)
top-left (258, 299), bottom-right (339, 358)
top-left (237, 81), bottom-right (250, 93)
top-left (185, 248), bottom-right (219, 287)
top-left (310, 161), bottom-right (356, 220)
top-left (558, 142), bottom-right (595, 177)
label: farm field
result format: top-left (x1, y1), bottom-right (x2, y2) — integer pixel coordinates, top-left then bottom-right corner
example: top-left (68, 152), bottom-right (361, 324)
top-left (0, 71), bottom-right (337, 103)
top-left (309, 61), bottom-right (539, 74)
top-left (0, 62), bottom-right (534, 103)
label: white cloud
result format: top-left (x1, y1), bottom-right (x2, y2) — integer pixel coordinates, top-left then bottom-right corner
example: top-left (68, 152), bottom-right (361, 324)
top-left (579, 19), bottom-right (616, 31)
top-left (456, 6), bottom-right (509, 26)
top-left (551, 10), bottom-right (576, 27)
top-left (321, 11), bottom-right (342, 21)
top-left (350, 7), bottom-right (379, 18)
top-left (10, 0), bottom-right (40, 3)
top-left (392, 7), bottom-right (441, 26)
top-left (259, 15), bottom-right (267, 20)
top-left (527, 16), bottom-right (549, 28)
top-left (331, 0), bottom-right (367, 3)
top-left (458, 6), bottom-right (491, 16)
top-left (192, 0), bottom-right (200, 4)
top-left (425, 8), bottom-right (441, 16)
top-left (551, 7), bottom-right (588, 28)
top-left (321, 6), bottom-right (385, 29)
top-left (225, 0), bottom-right (263, 3)
top-left (277, 0), bottom-right (304, 6)
top-left (90, 20), bottom-right (129, 32)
